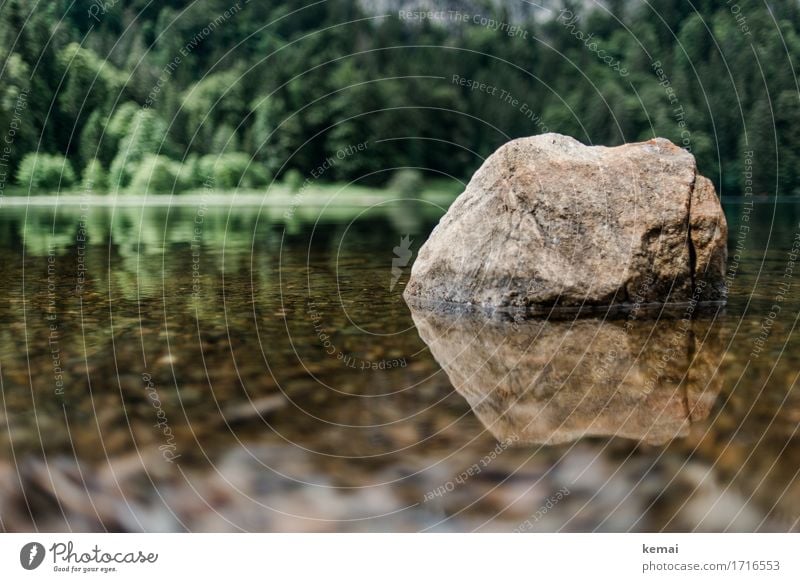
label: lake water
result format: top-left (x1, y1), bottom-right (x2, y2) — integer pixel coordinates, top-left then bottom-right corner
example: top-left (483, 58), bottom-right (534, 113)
top-left (0, 198), bottom-right (798, 532)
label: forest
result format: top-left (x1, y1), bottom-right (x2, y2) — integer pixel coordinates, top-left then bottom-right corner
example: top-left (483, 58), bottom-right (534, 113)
top-left (0, 0), bottom-right (798, 196)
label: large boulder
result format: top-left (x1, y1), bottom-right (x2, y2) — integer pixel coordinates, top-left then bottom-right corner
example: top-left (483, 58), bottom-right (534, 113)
top-left (404, 134), bottom-right (727, 311)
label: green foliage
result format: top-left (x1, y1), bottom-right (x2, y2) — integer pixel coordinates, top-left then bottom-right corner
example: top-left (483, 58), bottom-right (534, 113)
top-left (283, 169), bottom-right (304, 192)
top-left (387, 169), bottom-right (424, 198)
top-left (128, 155), bottom-right (186, 194)
top-left (81, 158), bottom-right (107, 193)
top-left (78, 110), bottom-right (109, 169)
top-left (182, 70), bottom-right (249, 154)
top-left (2, 0), bottom-right (800, 195)
top-left (0, 54), bottom-right (36, 176)
top-left (106, 103), bottom-right (141, 143)
top-left (199, 153), bottom-right (271, 189)
top-left (56, 43), bottom-right (124, 119)
top-left (176, 155), bottom-right (205, 190)
top-left (108, 109), bottom-right (171, 190)
top-left (16, 153), bottom-right (76, 190)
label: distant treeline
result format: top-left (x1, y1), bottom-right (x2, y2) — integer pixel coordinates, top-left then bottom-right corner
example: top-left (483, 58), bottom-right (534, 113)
top-left (0, 0), bottom-right (798, 195)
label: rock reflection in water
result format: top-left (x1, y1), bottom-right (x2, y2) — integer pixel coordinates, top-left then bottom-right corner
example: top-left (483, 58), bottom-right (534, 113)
top-left (410, 306), bottom-right (724, 447)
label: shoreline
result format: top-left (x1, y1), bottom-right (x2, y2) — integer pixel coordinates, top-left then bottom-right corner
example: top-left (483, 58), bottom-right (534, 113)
top-left (0, 192), bottom-right (793, 207)
top-left (0, 190), bottom-right (459, 208)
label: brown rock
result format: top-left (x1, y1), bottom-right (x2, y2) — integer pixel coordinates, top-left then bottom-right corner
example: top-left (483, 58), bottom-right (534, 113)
top-left (410, 307), bottom-right (724, 446)
top-left (404, 134), bottom-right (727, 311)
top-left (690, 176), bottom-right (729, 301)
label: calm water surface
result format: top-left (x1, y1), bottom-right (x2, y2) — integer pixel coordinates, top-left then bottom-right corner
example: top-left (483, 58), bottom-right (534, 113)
top-left (0, 198), bottom-right (798, 532)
